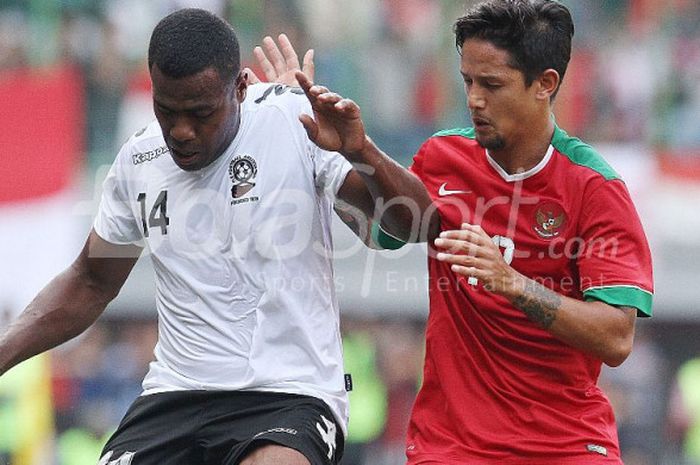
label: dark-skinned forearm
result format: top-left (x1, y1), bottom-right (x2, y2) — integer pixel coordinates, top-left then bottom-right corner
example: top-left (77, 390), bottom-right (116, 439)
top-left (343, 136), bottom-right (438, 242)
top-left (0, 263), bottom-right (115, 375)
top-left (503, 275), bottom-right (636, 367)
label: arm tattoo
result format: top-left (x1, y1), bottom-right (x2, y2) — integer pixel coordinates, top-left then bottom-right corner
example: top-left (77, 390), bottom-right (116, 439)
top-left (511, 279), bottom-right (562, 329)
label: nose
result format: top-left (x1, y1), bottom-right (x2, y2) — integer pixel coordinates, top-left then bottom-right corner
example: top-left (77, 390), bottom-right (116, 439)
top-left (169, 116), bottom-right (196, 143)
top-left (467, 86), bottom-right (485, 111)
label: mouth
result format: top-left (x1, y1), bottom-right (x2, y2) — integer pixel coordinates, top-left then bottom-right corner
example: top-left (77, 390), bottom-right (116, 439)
top-left (472, 116), bottom-right (492, 130)
top-left (169, 146), bottom-right (200, 167)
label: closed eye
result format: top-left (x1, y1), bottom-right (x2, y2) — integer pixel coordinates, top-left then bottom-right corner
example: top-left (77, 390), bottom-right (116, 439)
top-left (193, 110), bottom-right (215, 119)
top-left (155, 104), bottom-right (172, 115)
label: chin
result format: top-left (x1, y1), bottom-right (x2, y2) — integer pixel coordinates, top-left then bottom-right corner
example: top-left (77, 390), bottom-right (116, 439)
top-left (476, 134), bottom-right (506, 151)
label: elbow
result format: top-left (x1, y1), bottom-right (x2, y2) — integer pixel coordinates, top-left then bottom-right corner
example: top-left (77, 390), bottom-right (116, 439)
top-left (603, 335), bottom-right (633, 367)
top-left (70, 261), bottom-right (120, 304)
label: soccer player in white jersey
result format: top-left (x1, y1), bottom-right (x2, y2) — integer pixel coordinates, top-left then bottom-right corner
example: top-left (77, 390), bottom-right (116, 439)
top-left (0, 9), bottom-right (378, 465)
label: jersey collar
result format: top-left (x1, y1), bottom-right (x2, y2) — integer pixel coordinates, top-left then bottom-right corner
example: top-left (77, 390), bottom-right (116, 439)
top-left (485, 144), bottom-right (554, 183)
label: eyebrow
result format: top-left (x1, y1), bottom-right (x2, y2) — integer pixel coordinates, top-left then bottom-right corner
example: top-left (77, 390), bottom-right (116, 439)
top-left (154, 99), bottom-right (216, 113)
top-left (460, 71), bottom-right (504, 80)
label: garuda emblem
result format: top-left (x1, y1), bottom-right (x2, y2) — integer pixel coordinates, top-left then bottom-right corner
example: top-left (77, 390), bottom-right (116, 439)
top-left (533, 201), bottom-right (567, 239)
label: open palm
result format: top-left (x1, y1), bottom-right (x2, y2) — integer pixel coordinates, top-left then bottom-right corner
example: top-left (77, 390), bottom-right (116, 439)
top-left (296, 71), bottom-right (366, 155)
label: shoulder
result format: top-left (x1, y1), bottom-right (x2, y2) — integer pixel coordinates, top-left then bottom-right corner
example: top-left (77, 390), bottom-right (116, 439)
top-left (243, 82), bottom-right (308, 117)
top-left (423, 127), bottom-right (480, 151)
top-left (119, 120), bottom-right (168, 167)
top-left (551, 126), bottom-right (621, 182)
top-left (415, 127), bottom-right (481, 165)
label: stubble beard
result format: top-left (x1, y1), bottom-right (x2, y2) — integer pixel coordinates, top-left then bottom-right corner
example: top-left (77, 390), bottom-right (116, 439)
top-left (476, 133), bottom-right (506, 151)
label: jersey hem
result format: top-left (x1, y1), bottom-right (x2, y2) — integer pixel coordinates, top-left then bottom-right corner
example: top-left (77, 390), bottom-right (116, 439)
top-left (92, 221), bottom-right (144, 247)
top-left (583, 285), bottom-right (653, 317)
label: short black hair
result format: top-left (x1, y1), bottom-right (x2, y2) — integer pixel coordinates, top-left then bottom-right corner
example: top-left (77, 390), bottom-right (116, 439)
top-left (454, 0), bottom-right (574, 98)
top-left (148, 8), bottom-right (240, 85)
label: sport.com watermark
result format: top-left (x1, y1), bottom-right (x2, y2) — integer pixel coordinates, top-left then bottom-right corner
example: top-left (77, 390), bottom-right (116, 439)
top-left (79, 163), bottom-right (621, 263)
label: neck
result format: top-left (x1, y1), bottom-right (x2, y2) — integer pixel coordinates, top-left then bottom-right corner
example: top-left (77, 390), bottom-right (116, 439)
top-left (488, 118), bottom-right (555, 175)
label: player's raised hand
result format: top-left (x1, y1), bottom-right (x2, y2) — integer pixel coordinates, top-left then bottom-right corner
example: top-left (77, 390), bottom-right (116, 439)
top-left (433, 223), bottom-right (521, 294)
top-left (243, 33), bottom-right (314, 87)
top-left (296, 71), bottom-right (367, 155)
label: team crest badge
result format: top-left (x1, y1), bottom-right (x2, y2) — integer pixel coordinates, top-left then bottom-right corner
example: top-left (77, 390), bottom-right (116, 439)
top-left (229, 154), bottom-right (258, 198)
top-left (533, 201), bottom-right (567, 239)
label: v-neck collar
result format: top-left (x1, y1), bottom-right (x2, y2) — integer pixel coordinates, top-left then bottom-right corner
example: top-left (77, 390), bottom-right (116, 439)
top-left (485, 144), bottom-right (554, 183)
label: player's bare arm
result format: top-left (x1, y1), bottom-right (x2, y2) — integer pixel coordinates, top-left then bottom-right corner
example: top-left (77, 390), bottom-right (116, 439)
top-left (295, 70), bottom-right (439, 243)
top-left (0, 229), bottom-right (141, 376)
top-left (434, 223), bottom-right (636, 367)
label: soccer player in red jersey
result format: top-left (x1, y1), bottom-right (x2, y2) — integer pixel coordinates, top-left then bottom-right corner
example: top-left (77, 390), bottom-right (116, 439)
top-left (291, 0), bottom-right (654, 463)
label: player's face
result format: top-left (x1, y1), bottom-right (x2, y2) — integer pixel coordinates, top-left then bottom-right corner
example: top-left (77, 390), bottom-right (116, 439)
top-left (460, 39), bottom-right (541, 153)
top-left (151, 65), bottom-right (246, 171)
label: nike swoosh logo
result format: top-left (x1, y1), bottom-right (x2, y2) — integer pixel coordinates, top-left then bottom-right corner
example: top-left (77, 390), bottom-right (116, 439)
top-left (438, 182), bottom-right (471, 196)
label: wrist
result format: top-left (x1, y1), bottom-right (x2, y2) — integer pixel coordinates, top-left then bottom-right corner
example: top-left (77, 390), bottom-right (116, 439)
top-left (497, 269), bottom-right (528, 301)
top-left (341, 135), bottom-right (372, 163)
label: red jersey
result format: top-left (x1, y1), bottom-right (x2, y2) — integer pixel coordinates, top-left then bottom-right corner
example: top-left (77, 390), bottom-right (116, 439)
top-left (401, 126), bottom-right (653, 464)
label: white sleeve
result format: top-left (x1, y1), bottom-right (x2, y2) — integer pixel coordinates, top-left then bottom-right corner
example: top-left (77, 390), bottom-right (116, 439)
top-left (310, 144), bottom-right (353, 199)
top-left (93, 145), bottom-right (144, 245)
top-left (273, 86), bottom-right (353, 199)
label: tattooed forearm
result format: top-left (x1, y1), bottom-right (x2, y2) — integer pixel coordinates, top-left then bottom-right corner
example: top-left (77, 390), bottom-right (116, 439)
top-left (511, 279), bottom-right (562, 329)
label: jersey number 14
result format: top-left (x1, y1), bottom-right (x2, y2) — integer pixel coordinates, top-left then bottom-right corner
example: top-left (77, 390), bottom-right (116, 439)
top-left (137, 191), bottom-right (170, 236)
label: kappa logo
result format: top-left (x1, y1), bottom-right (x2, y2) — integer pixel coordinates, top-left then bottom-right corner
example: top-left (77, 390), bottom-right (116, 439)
top-left (253, 427), bottom-right (298, 439)
top-left (533, 200), bottom-right (567, 239)
top-left (315, 414), bottom-right (337, 460)
top-left (98, 451), bottom-right (135, 465)
top-left (229, 154), bottom-right (258, 201)
top-left (132, 146), bottom-right (169, 165)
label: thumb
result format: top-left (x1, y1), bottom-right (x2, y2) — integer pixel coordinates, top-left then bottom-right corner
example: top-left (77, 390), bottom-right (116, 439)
top-left (299, 113), bottom-right (319, 142)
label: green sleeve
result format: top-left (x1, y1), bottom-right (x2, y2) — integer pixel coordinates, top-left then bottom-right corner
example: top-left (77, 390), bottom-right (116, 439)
top-left (370, 222), bottom-right (407, 250)
top-left (583, 285), bottom-right (653, 317)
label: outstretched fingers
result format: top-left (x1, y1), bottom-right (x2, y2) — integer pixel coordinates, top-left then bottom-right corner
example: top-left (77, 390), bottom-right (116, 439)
top-left (296, 71), bottom-right (326, 104)
top-left (262, 35), bottom-right (287, 76)
top-left (302, 49), bottom-right (315, 80)
top-left (277, 33), bottom-right (300, 71)
top-left (253, 44), bottom-right (276, 82)
top-left (332, 98), bottom-right (361, 118)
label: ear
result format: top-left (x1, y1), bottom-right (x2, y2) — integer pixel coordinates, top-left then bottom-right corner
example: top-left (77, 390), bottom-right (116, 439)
top-left (535, 69), bottom-right (560, 102)
top-left (234, 72), bottom-right (248, 102)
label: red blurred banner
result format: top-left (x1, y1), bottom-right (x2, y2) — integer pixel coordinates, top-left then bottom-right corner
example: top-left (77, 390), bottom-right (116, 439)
top-left (0, 65), bottom-right (83, 203)
top-left (658, 150), bottom-right (700, 181)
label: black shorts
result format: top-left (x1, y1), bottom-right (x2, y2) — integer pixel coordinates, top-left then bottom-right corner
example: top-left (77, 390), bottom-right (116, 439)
top-left (98, 390), bottom-right (344, 465)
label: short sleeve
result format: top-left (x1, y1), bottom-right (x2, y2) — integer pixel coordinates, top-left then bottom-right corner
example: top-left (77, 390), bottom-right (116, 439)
top-left (576, 179), bottom-right (654, 316)
top-left (408, 139), bottom-right (441, 204)
top-left (311, 144), bottom-right (352, 199)
top-left (409, 141), bottom-right (427, 183)
top-left (93, 146), bottom-right (144, 245)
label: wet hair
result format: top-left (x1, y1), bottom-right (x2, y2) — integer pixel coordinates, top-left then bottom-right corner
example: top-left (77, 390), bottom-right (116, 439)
top-left (454, 0), bottom-right (574, 98)
top-left (148, 8), bottom-right (240, 85)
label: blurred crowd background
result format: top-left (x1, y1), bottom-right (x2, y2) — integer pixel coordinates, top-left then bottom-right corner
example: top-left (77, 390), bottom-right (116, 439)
top-left (1, 1), bottom-right (700, 465)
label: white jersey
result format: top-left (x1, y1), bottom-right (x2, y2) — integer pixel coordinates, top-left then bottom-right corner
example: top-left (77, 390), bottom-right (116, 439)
top-left (94, 83), bottom-right (353, 433)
